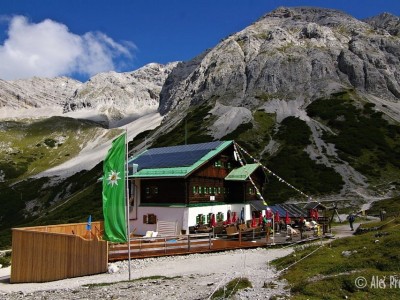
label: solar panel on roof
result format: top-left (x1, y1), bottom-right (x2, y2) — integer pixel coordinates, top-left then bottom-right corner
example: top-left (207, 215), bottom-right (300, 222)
top-left (146, 141), bottom-right (223, 155)
top-left (130, 141), bottom-right (225, 170)
top-left (270, 205), bottom-right (290, 217)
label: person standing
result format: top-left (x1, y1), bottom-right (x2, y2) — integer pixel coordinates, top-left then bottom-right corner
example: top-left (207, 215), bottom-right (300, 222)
top-left (348, 213), bottom-right (355, 231)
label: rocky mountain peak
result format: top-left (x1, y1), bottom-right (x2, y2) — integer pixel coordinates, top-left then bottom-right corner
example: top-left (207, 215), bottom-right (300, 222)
top-left (62, 62), bottom-right (178, 127)
top-left (263, 6), bottom-right (355, 24)
top-left (0, 76), bottom-right (81, 110)
top-left (0, 62), bottom-right (177, 127)
top-left (364, 12), bottom-right (400, 36)
top-left (159, 6), bottom-right (400, 115)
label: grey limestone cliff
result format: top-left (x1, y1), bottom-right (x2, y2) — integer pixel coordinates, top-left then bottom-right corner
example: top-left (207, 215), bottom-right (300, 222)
top-left (159, 7), bottom-right (400, 115)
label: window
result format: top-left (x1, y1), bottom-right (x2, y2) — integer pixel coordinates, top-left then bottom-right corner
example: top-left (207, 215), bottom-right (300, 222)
top-left (145, 186), bottom-right (158, 195)
top-left (214, 161), bottom-right (222, 167)
top-left (193, 186), bottom-right (199, 195)
top-left (248, 187), bottom-right (255, 195)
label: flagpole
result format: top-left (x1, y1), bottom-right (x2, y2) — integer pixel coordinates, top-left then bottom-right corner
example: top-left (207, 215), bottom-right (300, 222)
top-left (125, 129), bottom-right (131, 280)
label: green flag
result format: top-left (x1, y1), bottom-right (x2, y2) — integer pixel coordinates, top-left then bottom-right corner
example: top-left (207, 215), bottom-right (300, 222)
top-left (102, 133), bottom-right (127, 243)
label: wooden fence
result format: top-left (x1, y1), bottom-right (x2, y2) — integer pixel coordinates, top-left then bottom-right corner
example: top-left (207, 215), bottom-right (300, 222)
top-left (11, 222), bottom-right (108, 283)
top-left (108, 233), bottom-right (213, 261)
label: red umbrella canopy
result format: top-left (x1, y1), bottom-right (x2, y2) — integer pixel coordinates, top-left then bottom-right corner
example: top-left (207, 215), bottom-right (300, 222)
top-left (251, 216), bottom-right (258, 227)
top-left (285, 211), bottom-right (291, 225)
top-left (227, 210), bottom-right (231, 224)
top-left (274, 211), bottom-right (280, 222)
top-left (232, 212), bottom-right (238, 223)
top-left (210, 214), bottom-right (216, 227)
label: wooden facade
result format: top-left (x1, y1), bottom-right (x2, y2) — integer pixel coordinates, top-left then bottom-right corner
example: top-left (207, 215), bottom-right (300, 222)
top-left (11, 222), bottom-right (108, 283)
top-left (141, 178), bottom-right (186, 204)
top-left (136, 145), bottom-right (265, 206)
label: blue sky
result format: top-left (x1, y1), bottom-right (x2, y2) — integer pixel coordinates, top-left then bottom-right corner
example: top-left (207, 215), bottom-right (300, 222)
top-left (0, 0), bottom-right (399, 82)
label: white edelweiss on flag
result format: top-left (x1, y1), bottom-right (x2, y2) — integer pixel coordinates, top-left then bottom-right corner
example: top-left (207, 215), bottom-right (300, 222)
top-left (107, 170), bottom-right (121, 186)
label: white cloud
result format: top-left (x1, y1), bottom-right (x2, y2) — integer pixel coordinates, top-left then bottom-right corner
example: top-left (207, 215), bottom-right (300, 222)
top-left (0, 16), bottom-right (135, 80)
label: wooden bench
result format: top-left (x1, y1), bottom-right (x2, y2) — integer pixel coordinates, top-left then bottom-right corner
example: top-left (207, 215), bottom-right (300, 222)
top-left (225, 225), bottom-right (239, 238)
top-left (238, 224), bottom-right (253, 233)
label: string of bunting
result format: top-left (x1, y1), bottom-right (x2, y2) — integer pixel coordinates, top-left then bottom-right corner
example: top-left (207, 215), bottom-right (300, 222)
top-left (233, 143), bottom-right (267, 205)
top-left (234, 142), bottom-right (311, 200)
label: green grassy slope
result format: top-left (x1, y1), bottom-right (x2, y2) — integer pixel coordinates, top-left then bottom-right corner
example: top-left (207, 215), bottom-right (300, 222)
top-left (0, 116), bottom-right (116, 182)
top-left (272, 217), bottom-right (400, 299)
top-left (307, 91), bottom-right (400, 190)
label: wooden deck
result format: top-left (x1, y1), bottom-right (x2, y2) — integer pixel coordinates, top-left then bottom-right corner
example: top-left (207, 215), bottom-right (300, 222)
top-left (108, 230), bottom-right (322, 261)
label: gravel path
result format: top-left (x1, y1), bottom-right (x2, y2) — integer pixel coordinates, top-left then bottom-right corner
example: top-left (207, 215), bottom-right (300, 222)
top-left (0, 247), bottom-right (293, 299)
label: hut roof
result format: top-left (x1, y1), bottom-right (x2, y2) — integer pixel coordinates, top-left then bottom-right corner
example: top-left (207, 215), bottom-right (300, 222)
top-left (249, 201), bottom-right (307, 218)
top-left (225, 163), bottom-right (261, 181)
top-left (268, 204), bottom-right (307, 218)
top-left (128, 140), bottom-right (233, 178)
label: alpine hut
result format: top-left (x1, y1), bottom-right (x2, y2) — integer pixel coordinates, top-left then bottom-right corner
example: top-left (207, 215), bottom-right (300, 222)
top-left (127, 141), bottom-right (266, 236)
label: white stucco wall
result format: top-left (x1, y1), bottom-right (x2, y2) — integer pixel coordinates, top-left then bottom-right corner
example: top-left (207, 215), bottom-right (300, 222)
top-left (128, 178), bottom-right (254, 236)
top-left (129, 203), bottom-right (252, 236)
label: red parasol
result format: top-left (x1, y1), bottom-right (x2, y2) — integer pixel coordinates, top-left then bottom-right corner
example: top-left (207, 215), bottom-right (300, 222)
top-left (251, 216), bottom-right (258, 227)
top-left (258, 215), bottom-right (263, 226)
top-left (274, 211), bottom-right (280, 223)
top-left (210, 213), bottom-right (216, 227)
top-left (314, 209), bottom-right (319, 220)
top-left (266, 208), bottom-right (273, 219)
top-left (285, 211), bottom-right (291, 225)
top-left (226, 210), bottom-right (231, 225)
top-left (232, 212), bottom-right (238, 223)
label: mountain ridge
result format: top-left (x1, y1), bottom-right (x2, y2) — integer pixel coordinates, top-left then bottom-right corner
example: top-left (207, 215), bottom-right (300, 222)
top-left (0, 62), bottom-right (177, 127)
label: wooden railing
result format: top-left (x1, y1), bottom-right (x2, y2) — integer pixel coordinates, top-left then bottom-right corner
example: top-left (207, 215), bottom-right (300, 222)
top-left (109, 233), bottom-right (213, 261)
top-left (108, 229), bottom-right (272, 261)
top-left (11, 222), bottom-right (108, 283)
